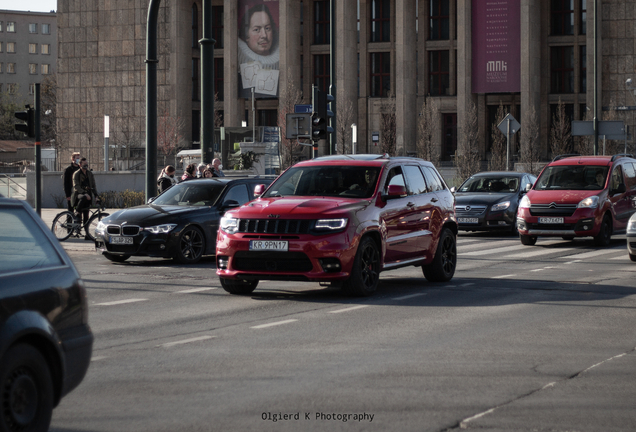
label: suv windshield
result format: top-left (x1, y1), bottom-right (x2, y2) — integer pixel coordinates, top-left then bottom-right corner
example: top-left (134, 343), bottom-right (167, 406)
top-left (459, 176), bottom-right (520, 193)
top-left (535, 165), bottom-right (609, 190)
top-left (153, 182), bottom-right (225, 206)
top-left (264, 165), bottom-right (381, 198)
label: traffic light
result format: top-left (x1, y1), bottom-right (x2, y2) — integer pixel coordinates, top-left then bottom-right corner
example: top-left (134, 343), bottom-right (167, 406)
top-left (311, 87), bottom-right (334, 142)
top-left (15, 105), bottom-right (35, 138)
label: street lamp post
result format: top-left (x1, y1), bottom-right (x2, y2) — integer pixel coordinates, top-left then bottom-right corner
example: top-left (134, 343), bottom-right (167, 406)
top-left (351, 123), bottom-right (357, 155)
top-left (626, 78), bottom-right (636, 155)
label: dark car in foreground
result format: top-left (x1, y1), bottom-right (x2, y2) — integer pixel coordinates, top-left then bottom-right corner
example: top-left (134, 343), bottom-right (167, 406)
top-left (454, 171), bottom-right (536, 235)
top-left (0, 198), bottom-right (93, 431)
top-left (95, 177), bottom-right (274, 264)
top-left (216, 154), bottom-right (457, 297)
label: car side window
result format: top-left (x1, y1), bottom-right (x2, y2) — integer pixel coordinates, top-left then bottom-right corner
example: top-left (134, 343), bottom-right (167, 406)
top-left (421, 166), bottom-right (443, 192)
top-left (0, 207), bottom-right (64, 275)
top-left (384, 167), bottom-right (405, 192)
top-left (623, 162), bottom-right (636, 190)
top-left (223, 184), bottom-right (250, 205)
top-left (403, 165), bottom-right (427, 195)
top-left (610, 165), bottom-right (624, 191)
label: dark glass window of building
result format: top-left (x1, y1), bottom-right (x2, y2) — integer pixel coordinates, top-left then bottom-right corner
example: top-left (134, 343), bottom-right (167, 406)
top-left (258, 109), bottom-right (278, 127)
top-left (487, 104), bottom-right (510, 152)
top-left (192, 110), bottom-right (200, 142)
top-left (551, 46), bottom-right (574, 93)
top-left (314, 54), bottom-right (330, 92)
top-left (214, 58), bottom-right (224, 101)
top-left (192, 58), bottom-right (200, 101)
top-left (580, 45), bottom-right (586, 93)
top-left (429, 50), bottom-right (449, 96)
top-left (429, 0), bottom-right (450, 40)
top-left (370, 52), bottom-right (390, 97)
top-left (314, 1), bottom-right (330, 45)
top-left (192, 4), bottom-right (199, 48)
top-left (371, 0), bottom-right (390, 42)
top-left (551, 0), bottom-right (574, 35)
top-left (442, 113), bottom-right (457, 162)
top-left (212, 6), bottom-right (224, 48)
top-left (550, 103), bottom-right (574, 145)
top-left (580, 0), bottom-right (586, 34)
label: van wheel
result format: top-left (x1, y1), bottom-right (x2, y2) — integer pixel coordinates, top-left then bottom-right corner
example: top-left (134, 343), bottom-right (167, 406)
top-left (423, 228), bottom-right (457, 282)
top-left (219, 278), bottom-right (258, 295)
top-left (562, 236), bottom-right (575, 241)
top-left (342, 237), bottom-right (380, 296)
top-left (520, 234), bottom-right (537, 246)
top-left (593, 215), bottom-right (612, 247)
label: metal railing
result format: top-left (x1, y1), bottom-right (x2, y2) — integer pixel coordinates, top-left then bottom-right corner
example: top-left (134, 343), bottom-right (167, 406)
top-left (0, 174), bottom-right (27, 199)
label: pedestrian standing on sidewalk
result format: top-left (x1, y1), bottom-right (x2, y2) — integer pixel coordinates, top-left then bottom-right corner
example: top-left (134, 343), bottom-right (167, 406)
top-left (64, 152), bottom-right (81, 212)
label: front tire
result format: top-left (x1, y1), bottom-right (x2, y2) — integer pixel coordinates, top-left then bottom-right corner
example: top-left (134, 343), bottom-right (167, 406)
top-left (342, 237), bottom-right (381, 296)
top-left (103, 252), bottom-right (130, 263)
top-left (175, 226), bottom-right (205, 264)
top-left (51, 211), bottom-right (75, 241)
top-left (423, 228), bottom-right (457, 282)
top-left (0, 344), bottom-right (54, 432)
top-left (520, 234), bottom-right (537, 246)
top-left (219, 278), bottom-right (258, 295)
top-left (629, 253), bottom-right (636, 262)
top-left (593, 215), bottom-right (612, 247)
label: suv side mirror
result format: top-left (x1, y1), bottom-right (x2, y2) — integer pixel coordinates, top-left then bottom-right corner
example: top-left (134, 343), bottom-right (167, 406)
top-left (611, 183), bottom-right (627, 195)
top-left (254, 184), bottom-right (266, 197)
top-left (147, 197), bottom-right (156, 204)
top-left (221, 200), bottom-right (240, 210)
top-left (524, 183), bottom-right (532, 193)
top-left (382, 184), bottom-right (407, 201)
top-left (450, 186), bottom-right (456, 194)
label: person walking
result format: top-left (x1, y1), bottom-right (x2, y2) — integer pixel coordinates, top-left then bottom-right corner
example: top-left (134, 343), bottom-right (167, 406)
top-left (157, 165), bottom-right (176, 193)
top-left (71, 158), bottom-right (99, 240)
top-left (181, 163), bottom-right (197, 182)
top-left (211, 158), bottom-right (225, 177)
top-left (63, 152), bottom-right (81, 212)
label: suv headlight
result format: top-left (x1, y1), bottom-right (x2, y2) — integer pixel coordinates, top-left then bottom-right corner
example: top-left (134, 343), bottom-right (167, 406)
top-left (220, 216), bottom-right (239, 234)
top-left (144, 223), bottom-right (177, 234)
top-left (577, 196), bottom-right (599, 208)
top-left (519, 195), bottom-right (531, 209)
top-left (95, 220), bottom-right (107, 235)
top-left (314, 218), bottom-right (348, 232)
top-left (628, 218), bottom-right (636, 233)
top-left (491, 201), bottom-right (510, 212)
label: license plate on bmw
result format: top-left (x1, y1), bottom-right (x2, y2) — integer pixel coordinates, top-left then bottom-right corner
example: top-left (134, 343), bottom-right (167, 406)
top-left (249, 240), bottom-right (288, 251)
top-left (110, 236), bottom-right (133, 244)
top-left (539, 217), bottom-right (564, 224)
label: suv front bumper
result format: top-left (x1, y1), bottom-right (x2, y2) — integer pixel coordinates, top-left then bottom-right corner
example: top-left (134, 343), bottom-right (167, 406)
top-left (517, 207), bottom-right (601, 237)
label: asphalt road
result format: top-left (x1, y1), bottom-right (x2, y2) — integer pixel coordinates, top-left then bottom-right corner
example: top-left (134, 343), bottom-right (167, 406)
top-left (48, 231), bottom-right (636, 432)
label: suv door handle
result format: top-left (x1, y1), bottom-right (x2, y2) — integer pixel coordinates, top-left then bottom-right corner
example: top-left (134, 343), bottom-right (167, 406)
top-left (430, 197), bottom-right (438, 202)
top-left (407, 202), bottom-right (415, 207)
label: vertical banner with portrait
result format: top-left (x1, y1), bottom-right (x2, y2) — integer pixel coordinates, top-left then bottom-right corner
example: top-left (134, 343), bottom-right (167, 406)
top-left (238, 0), bottom-right (280, 99)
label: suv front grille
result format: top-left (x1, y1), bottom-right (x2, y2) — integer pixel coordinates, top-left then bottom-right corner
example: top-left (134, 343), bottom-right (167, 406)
top-left (238, 219), bottom-right (313, 235)
top-left (529, 203), bottom-right (577, 217)
top-left (233, 251), bottom-right (313, 272)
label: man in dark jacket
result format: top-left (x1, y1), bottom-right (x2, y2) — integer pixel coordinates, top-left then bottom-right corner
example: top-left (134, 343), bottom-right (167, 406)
top-left (63, 152), bottom-right (81, 211)
top-left (72, 158), bottom-right (99, 240)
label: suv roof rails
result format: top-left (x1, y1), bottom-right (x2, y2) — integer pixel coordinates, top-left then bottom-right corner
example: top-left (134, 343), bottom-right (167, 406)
top-left (552, 153), bottom-right (581, 162)
top-left (610, 153), bottom-right (634, 162)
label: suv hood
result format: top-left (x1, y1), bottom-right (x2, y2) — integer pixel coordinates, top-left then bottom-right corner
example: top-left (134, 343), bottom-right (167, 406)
top-left (526, 189), bottom-right (601, 205)
top-left (230, 197), bottom-right (368, 218)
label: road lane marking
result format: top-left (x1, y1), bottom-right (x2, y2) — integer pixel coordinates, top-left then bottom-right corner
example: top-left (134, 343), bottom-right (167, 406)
top-left (506, 247), bottom-right (576, 259)
top-left (492, 274), bottom-right (516, 279)
top-left (560, 248), bottom-right (623, 260)
top-left (462, 244), bottom-right (525, 256)
top-left (564, 260), bottom-right (582, 264)
top-left (251, 319), bottom-right (298, 329)
top-left (392, 293), bottom-right (427, 301)
top-left (93, 298), bottom-right (148, 306)
top-left (328, 305), bottom-right (369, 314)
top-left (461, 283), bottom-right (474, 287)
top-left (91, 356), bottom-right (108, 362)
top-left (176, 287), bottom-right (218, 294)
top-left (530, 266), bottom-right (557, 272)
top-left (159, 335), bottom-right (215, 348)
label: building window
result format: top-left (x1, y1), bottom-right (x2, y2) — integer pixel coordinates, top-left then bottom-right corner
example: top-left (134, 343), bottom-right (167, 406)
top-left (8, 84), bottom-right (17, 94)
top-left (580, 0), bottom-right (586, 34)
top-left (192, 110), bottom-right (200, 142)
top-left (429, 50), bottom-right (449, 96)
top-left (29, 64), bottom-right (37, 74)
top-left (214, 57), bottom-right (224, 101)
top-left (0, 63), bottom-right (2, 73)
top-left (42, 23), bottom-right (50, 34)
top-left (41, 64), bottom-right (50, 75)
top-left (29, 23), bottom-right (37, 33)
top-left (0, 22), bottom-right (3, 32)
top-left (429, 0), bottom-right (449, 40)
top-left (0, 42), bottom-right (3, 52)
top-left (370, 0), bottom-right (390, 42)
top-left (551, 0), bottom-right (574, 35)
top-left (41, 44), bottom-right (50, 55)
top-left (551, 46), bottom-right (574, 93)
top-left (29, 83), bottom-right (35, 95)
top-left (580, 45), bottom-right (586, 93)
top-left (314, 0), bottom-right (330, 45)
top-left (442, 113), bottom-right (457, 161)
top-left (192, 3), bottom-right (199, 48)
top-left (7, 22), bottom-right (15, 32)
top-left (258, 109), bottom-right (278, 127)
top-left (7, 42), bottom-right (15, 53)
top-left (314, 54), bottom-right (330, 92)
top-left (192, 58), bottom-right (200, 101)
top-left (29, 43), bottom-right (37, 54)
top-left (370, 52), bottom-right (390, 97)
top-left (7, 63), bottom-right (15, 74)
top-left (212, 6), bottom-right (223, 48)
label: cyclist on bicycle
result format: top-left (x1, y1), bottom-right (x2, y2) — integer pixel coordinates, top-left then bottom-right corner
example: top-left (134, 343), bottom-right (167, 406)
top-left (71, 158), bottom-right (99, 240)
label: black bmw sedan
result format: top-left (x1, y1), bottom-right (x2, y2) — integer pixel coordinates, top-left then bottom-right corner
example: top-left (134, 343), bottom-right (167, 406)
top-left (454, 171), bottom-right (537, 234)
top-left (95, 177), bottom-right (273, 264)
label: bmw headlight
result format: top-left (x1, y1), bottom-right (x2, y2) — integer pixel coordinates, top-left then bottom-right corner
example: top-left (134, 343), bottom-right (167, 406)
top-left (491, 201), bottom-right (510, 212)
top-left (220, 216), bottom-right (239, 234)
top-left (314, 218), bottom-right (348, 232)
top-left (519, 195), bottom-right (531, 209)
top-left (144, 223), bottom-right (177, 234)
top-left (577, 196), bottom-right (599, 208)
top-left (95, 220), bottom-right (107, 235)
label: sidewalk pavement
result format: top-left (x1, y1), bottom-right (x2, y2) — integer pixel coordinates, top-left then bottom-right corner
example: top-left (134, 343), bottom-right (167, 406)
top-left (40, 208), bottom-right (118, 253)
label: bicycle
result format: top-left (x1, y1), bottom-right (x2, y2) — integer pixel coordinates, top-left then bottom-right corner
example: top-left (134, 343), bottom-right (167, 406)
top-left (51, 199), bottom-right (109, 241)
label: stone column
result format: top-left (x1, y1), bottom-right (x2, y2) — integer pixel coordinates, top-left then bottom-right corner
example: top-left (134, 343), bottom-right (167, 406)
top-left (223, 0), bottom-right (241, 127)
top-left (395, 0), bottom-right (417, 156)
top-left (336, 0), bottom-right (358, 154)
top-left (278, 0), bottom-right (302, 122)
top-left (456, 0), bottom-right (478, 154)
top-left (520, 0), bottom-right (541, 158)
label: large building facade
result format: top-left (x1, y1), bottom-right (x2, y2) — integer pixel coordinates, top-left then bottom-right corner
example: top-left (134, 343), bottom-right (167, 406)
top-left (56, 0), bottom-right (636, 171)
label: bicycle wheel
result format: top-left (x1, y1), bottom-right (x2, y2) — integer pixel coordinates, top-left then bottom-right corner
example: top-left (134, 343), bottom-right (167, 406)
top-left (51, 211), bottom-right (75, 241)
top-left (85, 212), bottom-right (105, 241)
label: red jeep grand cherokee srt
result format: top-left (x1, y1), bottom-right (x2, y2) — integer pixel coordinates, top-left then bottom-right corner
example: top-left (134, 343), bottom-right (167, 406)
top-left (517, 154), bottom-right (636, 246)
top-left (216, 154), bottom-right (457, 296)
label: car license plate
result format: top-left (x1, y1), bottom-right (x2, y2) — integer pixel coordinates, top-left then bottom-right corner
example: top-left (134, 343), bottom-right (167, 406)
top-left (458, 218), bottom-right (479, 224)
top-left (249, 240), bottom-right (288, 251)
top-left (110, 236), bottom-right (133, 245)
top-left (539, 217), bottom-right (564, 224)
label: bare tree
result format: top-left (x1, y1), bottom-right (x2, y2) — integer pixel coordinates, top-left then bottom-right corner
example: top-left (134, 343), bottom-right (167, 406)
top-left (157, 109), bottom-right (185, 166)
top-left (574, 107), bottom-right (593, 155)
top-left (380, 95), bottom-right (396, 156)
top-left (550, 98), bottom-right (572, 158)
top-left (600, 102), bottom-right (625, 155)
top-left (335, 98), bottom-right (355, 154)
top-left (454, 99), bottom-right (481, 186)
top-left (488, 103), bottom-right (508, 171)
top-left (416, 98), bottom-right (440, 166)
top-left (519, 105), bottom-right (543, 175)
top-left (0, 86), bottom-right (28, 140)
top-left (277, 67), bottom-right (305, 170)
top-left (40, 75), bottom-right (58, 146)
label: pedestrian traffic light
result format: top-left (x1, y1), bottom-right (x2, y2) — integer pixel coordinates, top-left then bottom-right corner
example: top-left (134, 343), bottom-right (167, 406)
top-left (311, 87), bottom-right (334, 142)
top-left (15, 106), bottom-right (35, 138)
